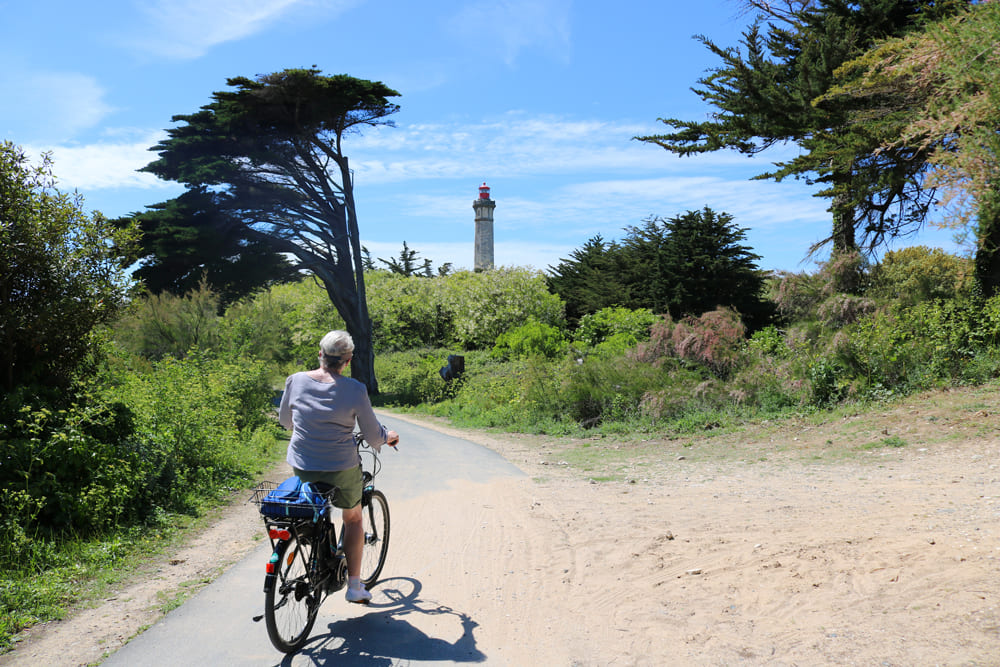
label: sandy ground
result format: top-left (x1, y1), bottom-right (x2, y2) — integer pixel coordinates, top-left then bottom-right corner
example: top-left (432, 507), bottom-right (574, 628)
top-left (3, 393), bottom-right (1000, 666)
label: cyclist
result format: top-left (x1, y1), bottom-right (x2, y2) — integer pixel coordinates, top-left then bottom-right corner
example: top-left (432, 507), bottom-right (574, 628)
top-left (277, 330), bottom-right (400, 603)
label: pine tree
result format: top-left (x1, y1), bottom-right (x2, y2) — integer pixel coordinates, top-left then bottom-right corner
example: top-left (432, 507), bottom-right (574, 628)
top-left (621, 208), bottom-right (770, 326)
top-left (547, 235), bottom-right (629, 326)
top-left (637, 0), bottom-right (969, 258)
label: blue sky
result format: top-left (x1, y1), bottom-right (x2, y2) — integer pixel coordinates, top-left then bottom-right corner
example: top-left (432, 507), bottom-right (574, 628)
top-left (3, 0), bottom-right (962, 274)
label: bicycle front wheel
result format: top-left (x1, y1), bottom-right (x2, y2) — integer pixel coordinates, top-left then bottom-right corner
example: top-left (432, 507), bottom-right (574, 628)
top-left (264, 533), bottom-right (319, 654)
top-left (360, 489), bottom-right (390, 587)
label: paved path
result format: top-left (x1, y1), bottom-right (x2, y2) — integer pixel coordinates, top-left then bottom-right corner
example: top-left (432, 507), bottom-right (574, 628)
top-left (102, 414), bottom-right (525, 666)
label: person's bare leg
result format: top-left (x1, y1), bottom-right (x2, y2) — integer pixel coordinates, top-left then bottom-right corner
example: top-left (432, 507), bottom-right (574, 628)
top-left (342, 505), bottom-right (370, 602)
top-left (342, 505), bottom-right (363, 576)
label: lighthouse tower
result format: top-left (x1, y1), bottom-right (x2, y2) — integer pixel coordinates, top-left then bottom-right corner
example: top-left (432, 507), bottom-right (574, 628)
top-left (473, 183), bottom-right (495, 272)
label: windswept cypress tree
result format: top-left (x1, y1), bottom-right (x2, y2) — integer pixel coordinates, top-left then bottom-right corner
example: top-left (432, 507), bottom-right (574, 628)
top-left (142, 69), bottom-right (400, 392)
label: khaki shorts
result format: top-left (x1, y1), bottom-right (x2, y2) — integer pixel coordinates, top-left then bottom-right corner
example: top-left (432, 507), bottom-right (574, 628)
top-left (292, 465), bottom-right (363, 509)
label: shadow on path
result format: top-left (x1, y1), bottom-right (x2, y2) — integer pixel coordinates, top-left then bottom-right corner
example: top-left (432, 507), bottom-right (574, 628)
top-left (280, 577), bottom-right (486, 666)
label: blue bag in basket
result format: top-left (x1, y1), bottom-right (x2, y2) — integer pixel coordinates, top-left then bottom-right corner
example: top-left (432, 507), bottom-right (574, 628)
top-left (259, 476), bottom-right (327, 519)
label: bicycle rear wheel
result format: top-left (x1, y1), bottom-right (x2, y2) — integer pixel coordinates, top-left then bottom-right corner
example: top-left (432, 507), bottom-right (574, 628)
top-left (264, 533), bottom-right (320, 653)
top-left (359, 489), bottom-right (390, 587)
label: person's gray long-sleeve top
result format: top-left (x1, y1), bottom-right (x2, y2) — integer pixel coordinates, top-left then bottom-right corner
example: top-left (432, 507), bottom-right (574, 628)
top-left (278, 372), bottom-right (388, 472)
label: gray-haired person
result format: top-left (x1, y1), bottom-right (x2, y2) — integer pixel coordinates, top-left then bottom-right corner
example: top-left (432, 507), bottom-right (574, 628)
top-left (278, 330), bottom-right (400, 603)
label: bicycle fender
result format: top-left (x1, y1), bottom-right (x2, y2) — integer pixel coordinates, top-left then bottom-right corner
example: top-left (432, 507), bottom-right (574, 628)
top-left (263, 550), bottom-right (280, 593)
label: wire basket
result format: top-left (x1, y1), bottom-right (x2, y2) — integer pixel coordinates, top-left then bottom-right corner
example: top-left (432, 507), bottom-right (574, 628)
top-left (249, 480), bottom-right (279, 505)
top-left (250, 480), bottom-right (329, 519)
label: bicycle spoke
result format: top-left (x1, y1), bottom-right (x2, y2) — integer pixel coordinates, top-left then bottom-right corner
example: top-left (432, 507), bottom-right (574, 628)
top-left (264, 532), bottom-right (320, 653)
top-left (359, 490), bottom-right (390, 587)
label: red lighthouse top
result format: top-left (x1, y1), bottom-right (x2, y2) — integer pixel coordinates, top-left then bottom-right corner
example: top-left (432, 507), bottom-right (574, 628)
top-left (478, 183), bottom-right (491, 199)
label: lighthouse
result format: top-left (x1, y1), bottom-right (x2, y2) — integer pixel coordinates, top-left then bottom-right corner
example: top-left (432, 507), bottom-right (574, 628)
top-left (473, 182), bottom-right (495, 272)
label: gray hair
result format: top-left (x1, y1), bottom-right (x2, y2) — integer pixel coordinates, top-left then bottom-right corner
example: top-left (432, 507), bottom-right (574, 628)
top-left (319, 330), bottom-right (354, 368)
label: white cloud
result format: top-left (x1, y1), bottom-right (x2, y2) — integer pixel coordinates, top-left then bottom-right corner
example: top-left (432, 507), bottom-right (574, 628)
top-left (25, 131), bottom-right (177, 191)
top-left (1, 70), bottom-right (114, 143)
top-left (447, 0), bottom-right (572, 66)
top-left (350, 113), bottom-right (794, 186)
top-left (130, 0), bottom-right (363, 59)
top-left (351, 115), bottom-right (663, 183)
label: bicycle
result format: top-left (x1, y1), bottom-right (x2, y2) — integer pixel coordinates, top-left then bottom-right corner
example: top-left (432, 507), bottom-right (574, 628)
top-left (250, 434), bottom-right (391, 654)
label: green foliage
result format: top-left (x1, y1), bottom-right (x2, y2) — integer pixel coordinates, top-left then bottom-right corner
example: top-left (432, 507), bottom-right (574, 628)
top-left (112, 279), bottom-right (223, 361)
top-left (374, 349), bottom-right (455, 405)
top-left (367, 268), bottom-right (565, 352)
top-left (366, 271), bottom-right (454, 352)
top-left (870, 246), bottom-right (974, 306)
top-left (112, 277), bottom-right (348, 375)
top-left (493, 318), bottom-right (568, 360)
top-left (0, 351), bottom-right (278, 558)
top-left (809, 293), bottom-right (1000, 401)
top-left (123, 188), bottom-right (297, 306)
top-left (0, 142), bottom-right (139, 393)
top-left (808, 356), bottom-right (854, 405)
top-left (432, 355), bottom-right (571, 433)
top-left (99, 352), bottom-right (277, 510)
top-left (447, 268), bottom-right (566, 349)
top-left (638, 2), bottom-right (968, 256)
top-left (560, 354), bottom-right (674, 427)
top-left (745, 325), bottom-right (787, 358)
top-left (573, 307), bottom-right (658, 351)
top-left (221, 278), bottom-right (344, 372)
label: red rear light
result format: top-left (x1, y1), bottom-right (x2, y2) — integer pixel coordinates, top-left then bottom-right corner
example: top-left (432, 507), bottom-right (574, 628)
top-left (268, 528), bottom-right (291, 541)
top-left (266, 562), bottom-right (276, 574)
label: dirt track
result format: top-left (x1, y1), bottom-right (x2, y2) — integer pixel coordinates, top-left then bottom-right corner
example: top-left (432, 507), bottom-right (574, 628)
top-left (3, 392), bottom-right (1000, 665)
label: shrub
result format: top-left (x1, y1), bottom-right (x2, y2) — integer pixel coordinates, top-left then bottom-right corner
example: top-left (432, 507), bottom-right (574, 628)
top-left (636, 307), bottom-right (746, 377)
top-left (561, 354), bottom-right (674, 427)
top-left (0, 394), bottom-right (142, 538)
top-left (99, 351), bottom-right (279, 513)
top-left (366, 272), bottom-right (453, 352)
top-left (445, 268), bottom-right (565, 349)
top-left (870, 246), bottom-right (974, 306)
top-left (573, 307), bottom-right (658, 352)
top-left (816, 294), bottom-right (878, 328)
top-left (374, 349), bottom-right (455, 405)
top-left (808, 356), bottom-right (854, 405)
top-left (745, 325), bottom-right (787, 358)
top-left (433, 356), bottom-right (559, 430)
top-left (113, 280), bottom-right (223, 361)
top-left (492, 318), bottom-right (568, 360)
top-left (366, 268), bottom-right (565, 352)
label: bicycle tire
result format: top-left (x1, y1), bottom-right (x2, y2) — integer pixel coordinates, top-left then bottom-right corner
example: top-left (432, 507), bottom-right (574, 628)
top-left (264, 533), bottom-right (320, 653)
top-left (359, 489), bottom-right (390, 587)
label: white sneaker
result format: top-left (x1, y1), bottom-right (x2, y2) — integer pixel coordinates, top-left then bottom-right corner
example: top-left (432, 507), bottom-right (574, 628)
top-left (346, 585), bottom-right (372, 604)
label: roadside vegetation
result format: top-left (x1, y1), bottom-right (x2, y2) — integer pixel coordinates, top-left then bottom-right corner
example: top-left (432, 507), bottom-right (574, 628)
top-left (5, 145), bottom-right (1000, 653)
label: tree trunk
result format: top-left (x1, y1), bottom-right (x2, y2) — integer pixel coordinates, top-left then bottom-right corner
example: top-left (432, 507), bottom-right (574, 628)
top-left (340, 155), bottom-right (378, 395)
top-left (831, 168), bottom-right (857, 256)
top-left (975, 190), bottom-right (1000, 298)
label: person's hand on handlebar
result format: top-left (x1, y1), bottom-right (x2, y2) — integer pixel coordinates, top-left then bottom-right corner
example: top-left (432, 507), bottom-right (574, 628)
top-left (386, 430), bottom-right (400, 450)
